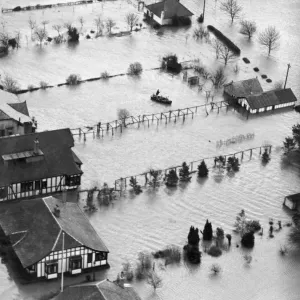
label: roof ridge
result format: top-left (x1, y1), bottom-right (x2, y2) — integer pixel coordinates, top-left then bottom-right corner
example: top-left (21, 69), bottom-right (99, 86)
top-left (52, 229), bottom-right (62, 251)
top-left (12, 231), bottom-right (28, 247)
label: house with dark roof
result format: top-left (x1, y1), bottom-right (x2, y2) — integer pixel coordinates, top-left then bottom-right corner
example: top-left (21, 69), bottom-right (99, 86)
top-left (283, 193), bottom-right (300, 212)
top-left (0, 128), bottom-right (83, 201)
top-left (53, 279), bottom-right (141, 300)
top-left (0, 89), bottom-right (36, 137)
top-left (144, 0), bottom-right (193, 26)
top-left (0, 196), bottom-right (109, 279)
top-left (223, 78), bottom-right (297, 114)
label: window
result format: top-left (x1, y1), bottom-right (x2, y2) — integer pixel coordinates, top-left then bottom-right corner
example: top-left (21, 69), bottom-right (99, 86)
top-left (95, 252), bottom-right (106, 262)
top-left (69, 256), bottom-right (82, 270)
top-left (87, 253), bottom-right (93, 264)
top-left (35, 180), bottom-right (41, 190)
top-left (65, 175), bottom-right (81, 187)
top-left (0, 130), bottom-right (5, 137)
top-left (41, 180), bottom-right (47, 189)
top-left (27, 264), bottom-right (36, 272)
top-left (21, 182), bottom-right (33, 193)
top-left (0, 187), bottom-right (7, 199)
top-left (45, 261), bottom-right (58, 274)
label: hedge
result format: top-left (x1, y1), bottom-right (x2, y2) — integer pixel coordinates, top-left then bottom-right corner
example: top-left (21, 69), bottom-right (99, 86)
top-left (207, 25), bottom-right (241, 55)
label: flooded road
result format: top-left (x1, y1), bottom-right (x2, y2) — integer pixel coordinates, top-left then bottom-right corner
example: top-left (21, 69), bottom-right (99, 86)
top-left (0, 0), bottom-right (300, 299)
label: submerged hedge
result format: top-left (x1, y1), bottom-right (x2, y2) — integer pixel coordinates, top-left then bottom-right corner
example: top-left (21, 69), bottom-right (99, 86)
top-left (207, 25), bottom-right (241, 55)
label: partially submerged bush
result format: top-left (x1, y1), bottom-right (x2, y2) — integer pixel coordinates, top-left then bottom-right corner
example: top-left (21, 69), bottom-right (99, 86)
top-left (67, 26), bottom-right (80, 42)
top-left (183, 244), bottom-right (201, 264)
top-left (135, 251), bottom-right (152, 279)
top-left (241, 231), bottom-right (255, 248)
top-left (208, 245), bottom-right (222, 257)
top-left (101, 71), bottom-right (110, 79)
top-left (153, 245), bottom-right (181, 265)
top-left (246, 220), bottom-right (261, 232)
top-left (198, 160), bottom-right (209, 177)
top-left (161, 54), bottom-right (182, 73)
top-left (66, 74), bottom-right (81, 85)
top-left (165, 169), bottom-right (179, 187)
top-left (40, 81), bottom-right (48, 89)
top-left (27, 84), bottom-right (36, 91)
top-left (211, 263), bottom-right (221, 275)
top-left (128, 62), bottom-right (143, 76)
top-left (2, 74), bottom-right (20, 94)
top-left (122, 262), bottom-right (134, 281)
top-left (227, 156), bottom-right (240, 172)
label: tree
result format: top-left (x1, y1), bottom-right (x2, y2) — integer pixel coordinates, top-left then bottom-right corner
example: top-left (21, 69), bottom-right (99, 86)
top-left (188, 226), bottom-right (200, 245)
top-left (219, 45), bottom-right (237, 65)
top-left (240, 20), bottom-right (257, 39)
top-left (0, 32), bottom-right (10, 52)
top-left (34, 27), bottom-right (47, 46)
top-left (147, 271), bottom-right (163, 291)
top-left (148, 169), bottom-right (162, 188)
top-left (106, 18), bottom-right (116, 34)
top-left (125, 13), bottom-right (139, 31)
top-left (216, 227), bottom-right (224, 240)
top-left (227, 156), bottom-right (240, 172)
top-left (2, 74), bottom-right (20, 93)
top-left (211, 38), bottom-right (223, 59)
top-left (262, 148), bottom-right (270, 163)
top-left (165, 169), bottom-right (179, 187)
top-left (234, 209), bottom-right (247, 235)
top-left (241, 231), bottom-right (255, 248)
top-left (52, 24), bottom-right (62, 37)
top-left (197, 160), bottom-right (209, 177)
top-left (117, 108), bottom-right (130, 127)
top-left (41, 20), bottom-right (49, 30)
top-left (28, 17), bottom-right (36, 39)
top-left (14, 31), bottom-right (21, 49)
top-left (220, 0), bottom-right (242, 24)
top-left (258, 26), bottom-right (280, 55)
top-left (283, 137), bottom-right (296, 154)
top-left (129, 177), bottom-right (142, 194)
top-left (78, 16), bottom-right (85, 31)
top-left (211, 67), bottom-right (227, 88)
top-left (66, 26), bottom-right (79, 42)
top-left (292, 124), bottom-right (300, 148)
top-left (226, 234), bottom-right (232, 246)
top-left (179, 162), bottom-right (191, 181)
top-left (94, 16), bottom-right (103, 35)
top-left (128, 62), bottom-right (143, 75)
top-left (202, 219), bottom-right (213, 241)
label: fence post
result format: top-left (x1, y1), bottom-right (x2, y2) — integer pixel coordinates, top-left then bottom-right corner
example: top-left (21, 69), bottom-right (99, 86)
top-left (250, 149), bottom-right (252, 159)
top-left (241, 151), bottom-right (244, 160)
top-left (79, 128), bottom-right (81, 136)
top-left (84, 133), bottom-right (86, 142)
top-left (269, 145), bottom-right (272, 153)
top-left (107, 123), bottom-right (109, 131)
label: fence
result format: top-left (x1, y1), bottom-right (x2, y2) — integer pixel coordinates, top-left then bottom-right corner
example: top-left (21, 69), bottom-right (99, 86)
top-left (114, 145), bottom-right (272, 191)
top-left (70, 101), bottom-right (230, 141)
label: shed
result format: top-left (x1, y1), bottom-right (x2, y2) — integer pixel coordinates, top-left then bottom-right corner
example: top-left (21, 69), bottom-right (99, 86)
top-left (283, 193), bottom-right (300, 211)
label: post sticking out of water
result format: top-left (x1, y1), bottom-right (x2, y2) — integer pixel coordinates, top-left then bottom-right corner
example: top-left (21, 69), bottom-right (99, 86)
top-left (250, 149), bottom-right (252, 159)
top-left (84, 133), bottom-right (86, 142)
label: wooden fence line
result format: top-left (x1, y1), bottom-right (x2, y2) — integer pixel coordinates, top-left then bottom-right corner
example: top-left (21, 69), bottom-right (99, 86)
top-left (113, 145), bottom-right (272, 190)
top-left (70, 100), bottom-right (229, 141)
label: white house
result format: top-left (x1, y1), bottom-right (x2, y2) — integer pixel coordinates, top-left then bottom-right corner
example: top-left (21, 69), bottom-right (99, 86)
top-left (0, 196), bottom-right (109, 279)
top-left (144, 0), bottom-right (193, 26)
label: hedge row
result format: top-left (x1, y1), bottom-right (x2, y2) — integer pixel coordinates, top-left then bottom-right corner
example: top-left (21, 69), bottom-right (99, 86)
top-left (207, 25), bottom-right (241, 55)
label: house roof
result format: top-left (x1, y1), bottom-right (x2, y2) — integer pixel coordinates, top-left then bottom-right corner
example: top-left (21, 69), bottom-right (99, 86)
top-left (0, 196), bottom-right (109, 268)
top-left (0, 128), bottom-right (83, 186)
top-left (0, 89), bottom-right (31, 123)
top-left (246, 88), bottom-right (297, 109)
top-left (146, 0), bottom-right (193, 19)
top-left (54, 279), bottom-right (141, 300)
top-left (223, 78), bottom-right (263, 98)
top-left (285, 193), bottom-right (300, 203)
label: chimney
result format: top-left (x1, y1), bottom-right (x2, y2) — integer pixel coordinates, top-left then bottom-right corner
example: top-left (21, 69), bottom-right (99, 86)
top-left (33, 137), bottom-right (39, 155)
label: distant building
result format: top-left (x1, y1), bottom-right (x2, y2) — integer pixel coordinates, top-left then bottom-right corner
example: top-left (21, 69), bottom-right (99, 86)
top-left (0, 128), bottom-right (83, 201)
top-left (144, 0), bottom-right (193, 26)
top-left (224, 78), bottom-right (297, 114)
top-left (283, 193), bottom-right (300, 212)
top-left (0, 89), bottom-right (36, 137)
top-left (0, 196), bottom-right (109, 279)
top-left (53, 279), bottom-right (141, 300)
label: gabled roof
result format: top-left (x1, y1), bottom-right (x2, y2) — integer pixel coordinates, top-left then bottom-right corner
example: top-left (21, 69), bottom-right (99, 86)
top-left (0, 89), bottom-right (31, 123)
top-left (246, 88), bottom-right (297, 109)
top-left (223, 78), bottom-right (263, 98)
top-left (146, 0), bottom-right (193, 19)
top-left (0, 196), bottom-right (109, 268)
top-left (54, 279), bottom-right (141, 300)
top-left (286, 193), bottom-right (300, 203)
top-left (0, 128), bottom-right (83, 186)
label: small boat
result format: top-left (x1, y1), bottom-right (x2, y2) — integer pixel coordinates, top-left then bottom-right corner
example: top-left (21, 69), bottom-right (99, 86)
top-left (151, 94), bottom-right (172, 105)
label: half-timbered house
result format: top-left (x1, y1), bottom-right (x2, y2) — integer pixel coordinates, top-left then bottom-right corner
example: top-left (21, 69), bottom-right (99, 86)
top-left (0, 128), bottom-right (83, 201)
top-left (0, 196), bottom-right (109, 279)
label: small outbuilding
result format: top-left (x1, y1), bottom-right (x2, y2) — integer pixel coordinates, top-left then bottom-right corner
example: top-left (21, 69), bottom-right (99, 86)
top-left (283, 193), bottom-right (300, 212)
top-left (144, 0), bottom-right (193, 26)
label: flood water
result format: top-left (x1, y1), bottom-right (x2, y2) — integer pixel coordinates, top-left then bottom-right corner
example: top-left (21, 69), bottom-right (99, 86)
top-left (0, 0), bottom-right (300, 299)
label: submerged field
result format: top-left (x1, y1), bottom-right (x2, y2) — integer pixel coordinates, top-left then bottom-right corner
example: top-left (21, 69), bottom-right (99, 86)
top-left (0, 0), bottom-right (300, 299)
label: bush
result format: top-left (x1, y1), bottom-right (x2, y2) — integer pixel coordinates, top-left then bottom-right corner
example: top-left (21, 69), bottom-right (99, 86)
top-left (207, 25), bottom-right (241, 55)
top-left (227, 156), bottom-right (240, 172)
top-left (13, 6), bottom-right (21, 11)
top-left (67, 26), bottom-right (80, 42)
top-left (128, 62), bottom-right (143, 75)
top-left (261, 74), bottom-right (267, 79)
top-left (211, 263), bottom-right (221, 275)
top-left (101, 71), bottom-right (110, 79)
top-left (66, 74), bottom-right (81, 85)
top-left (241, 231), bottom-right (255, 248)
top-left (135, 251), bottom-right (152, 279)
top-left (253, 67), bottom-right (259, 72)
top-left (183, 244), bottom-right (201, 264)
top-left (246, 220), bottom-right (261, 232)
top-left (216, 227), bottom-right (224, 240)
top-left (198, 160), bottom-right (209, 177)
top-left (161, 54), bottom-right (182, 73)
top-left (179, 162), bottom-right (191, 181)
top-left (40, 81), bottom-right (48, 89)
top-left (152, 245), bottom-right (181, 265)
top-left (122, 262), bottom-right (134, 281)
top-left (27, 84), bottom-right (35, 91)
top-left (242, 57), bottom-right (250, 63)
top-left (165, 169), bottom-right (179, 187)
top-left (262, 148), bottom-right (270, 163)
top-left (208, 245), bottom-right (222, 257)
top-left (2, 75), bottom-right (20, 94)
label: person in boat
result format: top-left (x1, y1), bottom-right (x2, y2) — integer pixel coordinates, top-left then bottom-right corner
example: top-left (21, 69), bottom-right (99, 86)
top-left (156, 89), bottom-right (160, 96)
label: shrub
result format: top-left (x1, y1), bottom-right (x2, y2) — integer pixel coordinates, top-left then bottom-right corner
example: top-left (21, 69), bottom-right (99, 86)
top-left (122, 262), bottom-right (134, 281)
top-left (198, 160), bottom-right (209, 177)
top-left (241, 231), bottom-right (255, 248)
top-left (261, 74), bottom-right (267, 79)
top-left (202, 219), bottom-right (213, 241)
top-left (129, 177), bottom-right (142, 194)
top-left (244, 254), bottom-right (252, 264)
top-left (246, 220), bottom-right (261, 232)
top-left (183, 244), bottom-right (201, 264)
top-left (171, 15), bottom-right (191, 26)
top-left (161, 54), bottom-right (182, 73)
top-left (2, 75), bottom-right (20, 94)
top-left (67, 26), bottom-right (80, 42)
top-left (66, 74), bottom-right (81, 85)
top-left (165, 169), bottom-right (179, 187)
top-left (194, 26), bottom-right (209, 40)
top-left (211, 263), bottom-right (221, 275)
top-left (279, 245), bottom-right (288, 255)
top-left (266, 78), bottom-right (272, 83)
top-left (262, 148), bottom-right (270, 163)
top-left (54, 35), bottom-right (64, 43)
top-left (27, 84), bottom-right (35, 91)
top-left (152, 245), bottom-right (181, 265)
top-left (216, 227), bottom-right (225, 240)
top-left (101, 71), bottom-right (110, 79)
top-left (128, 62), bottom-right (143, 76)
top-left (40, 81), bottom-right (48, 89)
top-left (188, 226), bottom-right (200, 246)
top-left (207, 25), bottom-right (241, 55)
top-left (135, 251), bottom-right (152, 279)
top-left (242, 57), bottom-right (250, 63)
top-left (208, 245), bottom-right (222, 257)
top-left (253, 67), bottom-right (259, 72)
top-left (227, 156), bottom-right (240, 172)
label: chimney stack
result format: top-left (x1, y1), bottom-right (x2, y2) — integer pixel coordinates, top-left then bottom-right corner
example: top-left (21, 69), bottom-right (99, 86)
top-left (33, 137), bottom-right (39, 155)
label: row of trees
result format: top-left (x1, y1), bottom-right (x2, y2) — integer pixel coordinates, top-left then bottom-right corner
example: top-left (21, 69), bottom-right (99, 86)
top-left (283, 124), bottom-right (300, 154)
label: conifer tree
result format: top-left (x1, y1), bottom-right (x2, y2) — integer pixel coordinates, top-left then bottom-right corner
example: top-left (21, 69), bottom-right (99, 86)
top-left (187, 226), bottom-right (200, 245)
top-left (165, 169), bottom-right (179, 187)
top-left (129, 176), bottom-right (142, 194)
top-left (262, 149), bottom-right (270, 163)
top-left (202, 219), bottom-right (213, 241)
top-left (198, 160), bottom-right (209, 177)
top-left (179, 162), bottom-right (191, 181)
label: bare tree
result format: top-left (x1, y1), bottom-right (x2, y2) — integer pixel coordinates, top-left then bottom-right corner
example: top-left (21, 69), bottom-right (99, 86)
top-left (211, 38), bottom-right (223, 59)
top-left (14, 31), bottom-right (21, 49)
top-left (52, 24), bottom-right (62, 37)
top-left (0, 32), bottom-right (10, 51)
top-left (41, 20), bottom-right (49, 30)
top-left (78, 16), bottom-right (85, 31)
top-left (146, 270), bottom-right (163, 291)
top-left (240, 20), bottom-right (257, 39)
top-left (211, 67), bottom-right (227, 88)
top-left (106, 18), bottom-right (116, 34)
top-left (94, 16), bottom-right (103, 35)
top-left (2, 74), bottom-right (20, 93)
top-left (219, 45), bottom-right (237, 65)
top-left (220, 0), bottom-right (242, 24)
top-left (34, 27), bottom-right (48, 47)
top-left (28, 18), bottom-right (37, 39)
top-left (125, 13), bottom-right (139, 31)
top-left (117, 108), bottom-right (130, 126)
top-left (258, 26), bottom-right (280, 55)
